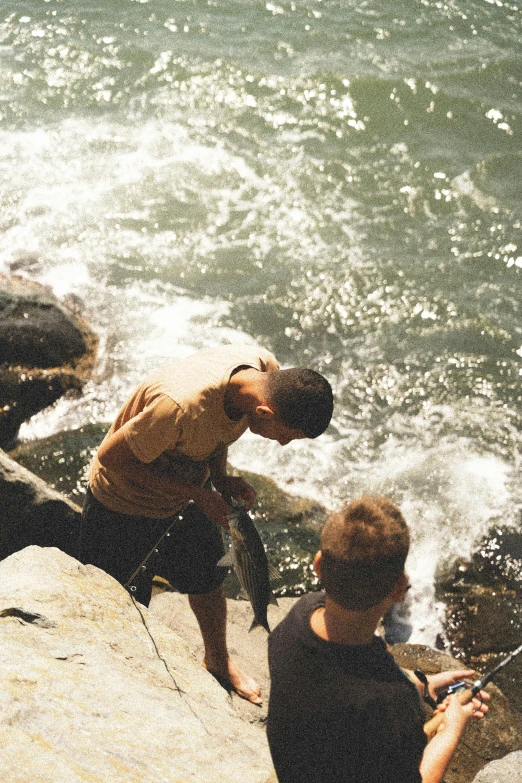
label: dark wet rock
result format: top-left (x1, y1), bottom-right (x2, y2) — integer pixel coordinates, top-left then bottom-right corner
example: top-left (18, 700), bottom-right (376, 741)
top-left (0, 274), bottom-right (98, 448)
top-left (0, 274), bottom-right (94, 367)
top-left (461, 526), bottom-right (522, 593)
top-left (236, 469), bottom-right (328, 529)
top-left (437, 525), bottom-right (522, 713)
top-left (10, 422), bottom-right (109, 502)
top-left (0, 447), bottom-right (81, 564)
top-left (391, 644), bottom-right (522, 783)
top-left (0, 366), bottom-right (87, 450)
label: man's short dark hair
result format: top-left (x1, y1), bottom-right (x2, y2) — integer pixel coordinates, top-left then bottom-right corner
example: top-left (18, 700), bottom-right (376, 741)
top-left (319, 496), bottom-right (409, 610)
top-left (265, 368), bottom-right (333, 438)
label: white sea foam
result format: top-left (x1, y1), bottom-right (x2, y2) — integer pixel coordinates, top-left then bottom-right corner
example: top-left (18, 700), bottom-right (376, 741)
top-left (139, 298), bottom-right (255, 362)
top-left (2, 24), bottom-right (520, 651)
top-left (231, 430), bottom-right (513, 644)
top-left (38, 261), bottom-right (91, 298)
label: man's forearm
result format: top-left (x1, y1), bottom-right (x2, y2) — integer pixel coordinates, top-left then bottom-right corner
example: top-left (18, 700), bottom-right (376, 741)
top-left (96, 427), bottom-right (234, 526)
top-left (419, 728), bottom-right (460, 783)
top-left (117, 453), bottom-right (203, 501)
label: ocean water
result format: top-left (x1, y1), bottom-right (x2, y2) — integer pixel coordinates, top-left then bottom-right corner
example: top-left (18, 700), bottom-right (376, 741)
top-left (1, 0), bottom-right (521, 643)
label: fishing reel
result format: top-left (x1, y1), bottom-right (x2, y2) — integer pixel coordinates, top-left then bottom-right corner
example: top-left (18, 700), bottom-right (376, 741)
top-left (436, 680), bottom-right (473, 704)
top-left (436, 679), bottom-right (484, 714)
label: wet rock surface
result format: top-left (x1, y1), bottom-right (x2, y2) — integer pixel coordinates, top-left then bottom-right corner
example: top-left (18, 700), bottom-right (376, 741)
top-left (0, 546), bottom-right (275, 783)
top-left (0, 274), bottom-right (98, 448)
top-left (0, 448), bottom-right (81, 564)
top-left (10, 422), bottom-right (109, 502)
top-left (438, 525), bottom-right (522, 713)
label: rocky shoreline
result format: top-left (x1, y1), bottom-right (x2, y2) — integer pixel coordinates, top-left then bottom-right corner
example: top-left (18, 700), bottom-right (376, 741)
top-left (0, 543), bottom-right (521, 783)
top-left (438, 528), bottom-right (522, 714)
top-left (0, 273), bottom-right (98, 450)
top-left (1, 272), bottom-right (522, 781)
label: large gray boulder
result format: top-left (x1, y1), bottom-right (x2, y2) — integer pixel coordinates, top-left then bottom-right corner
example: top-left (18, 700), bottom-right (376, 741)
top-left (0, 448), bottom-right (81, 562)
top-left (471, 751), bottom-right (522, 783)
top-left (0, 273), bottom-right (98, 448)
top-left (150, 586), bottom-right (299, 727)
top-left (0, 546), bottom-right (275, 783)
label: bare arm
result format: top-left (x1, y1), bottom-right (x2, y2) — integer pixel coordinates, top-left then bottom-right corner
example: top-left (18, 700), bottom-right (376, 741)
top-left (208, 444), bottom-right (229, 488)
top-left (97, 429), bottom-right (235, 527)
top-left (208, 444), bottom-right (257, 510)
top-left (420, 694), bottom-right (488, 783)
top-left (400, 668), bottom-right (489, 783)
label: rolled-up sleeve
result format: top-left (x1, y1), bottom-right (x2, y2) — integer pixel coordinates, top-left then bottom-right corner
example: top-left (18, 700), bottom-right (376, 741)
top-left (123, 395), bottom-right (182, 463)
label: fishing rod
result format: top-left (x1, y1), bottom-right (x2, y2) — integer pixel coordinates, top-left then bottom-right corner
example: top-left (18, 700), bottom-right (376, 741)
top-left (423, 640), bottom-right (522, 739)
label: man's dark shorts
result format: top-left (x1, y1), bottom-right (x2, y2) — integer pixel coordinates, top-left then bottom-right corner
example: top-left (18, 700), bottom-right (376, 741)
top-left (79, 488), bottom-right (226, 606)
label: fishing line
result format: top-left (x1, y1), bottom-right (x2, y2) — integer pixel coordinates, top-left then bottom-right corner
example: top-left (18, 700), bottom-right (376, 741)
top-left (129, 592), bottom-right (186, 697)
top-left (122, 505), bottom-right (217, 734)
top-left (128, 592), bottom-right (212, 735)
top-left (123, 512), bottom-right (185, 592)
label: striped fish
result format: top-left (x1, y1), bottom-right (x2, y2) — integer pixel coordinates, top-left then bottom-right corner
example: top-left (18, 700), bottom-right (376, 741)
top-left (218, 507), bottom-right (279, 633)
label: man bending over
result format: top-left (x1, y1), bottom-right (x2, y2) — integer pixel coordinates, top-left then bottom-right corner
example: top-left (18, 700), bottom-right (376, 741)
top-left (80, 343), bottom-right (333, 705)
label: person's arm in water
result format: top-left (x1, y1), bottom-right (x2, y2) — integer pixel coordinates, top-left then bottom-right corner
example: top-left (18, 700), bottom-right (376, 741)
top-left (208, 444), bottom-right (256, 510)
top-left (420, 692), bottom-right (488, 783)
top-left (97, 428), bottom-right (236, 528)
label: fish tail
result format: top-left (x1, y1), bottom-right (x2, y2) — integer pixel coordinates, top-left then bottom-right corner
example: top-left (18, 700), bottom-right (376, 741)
top-left (249, 616), bottom-right (270, 633)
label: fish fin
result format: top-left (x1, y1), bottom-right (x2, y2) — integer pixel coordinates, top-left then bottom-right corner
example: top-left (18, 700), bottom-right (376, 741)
top-left (217, 552), bottom-right (234, 568)
top-left (269, 594), bottom-right (279, 607)
top-left (249, 617), bottom-right (270, 633)
top-left (268, 564), bottom-right (281, 581)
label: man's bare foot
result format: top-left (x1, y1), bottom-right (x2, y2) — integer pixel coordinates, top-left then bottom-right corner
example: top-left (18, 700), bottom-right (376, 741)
top-left (203, 656), bottom-right (263, 705)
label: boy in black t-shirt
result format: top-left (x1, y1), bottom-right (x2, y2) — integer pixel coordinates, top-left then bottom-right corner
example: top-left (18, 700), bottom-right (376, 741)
top-left (267, 496), bottom-right (489, 783)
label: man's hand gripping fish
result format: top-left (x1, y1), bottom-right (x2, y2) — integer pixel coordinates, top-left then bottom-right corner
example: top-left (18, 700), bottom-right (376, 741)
top-left (218, 504), bottom-right (279, 632)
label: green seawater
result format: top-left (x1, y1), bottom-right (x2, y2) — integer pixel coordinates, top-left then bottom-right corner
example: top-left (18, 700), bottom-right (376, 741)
top-left (1, 0), bottom-right (521, 640)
